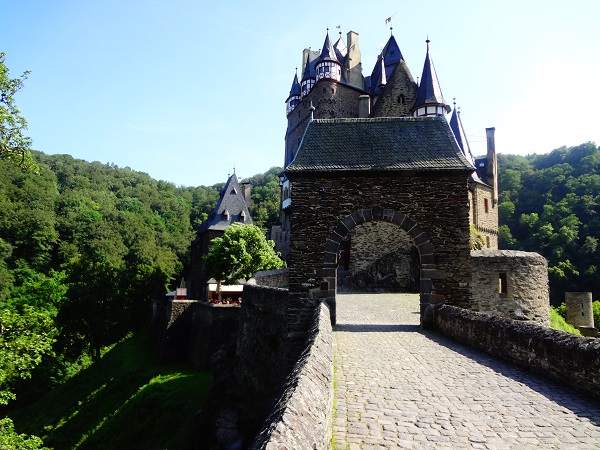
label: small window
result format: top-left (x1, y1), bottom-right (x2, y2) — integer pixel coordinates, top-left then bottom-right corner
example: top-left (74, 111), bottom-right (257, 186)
top-left (484, 198), bottom-right (489, 213)
top-left (398, 94), bottom-right (406, 105)
top-left (499, 272), bottom-right (507, 296)
top-left (486, 236), bottom-right (490, 248)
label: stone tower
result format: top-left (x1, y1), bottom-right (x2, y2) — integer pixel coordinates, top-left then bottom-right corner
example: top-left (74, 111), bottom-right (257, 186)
top-left (274, 30), bottom-right (499, 267)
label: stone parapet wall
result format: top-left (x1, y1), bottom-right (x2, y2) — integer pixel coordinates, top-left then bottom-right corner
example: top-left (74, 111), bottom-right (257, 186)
top-left (470, 250), bottom-right (549, 325)
top-left (236, 284), bottom-right (291, 435)
top-left (251, 301), bottom-right (333, 450)
top-left (433, 305), bottom-right (600, 400)
top-left (250, 268), bottom-right (289, 288)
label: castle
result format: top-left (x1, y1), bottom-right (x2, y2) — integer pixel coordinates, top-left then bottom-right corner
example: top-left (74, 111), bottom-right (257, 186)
top-left (271, 28), bottom-right (498, 295)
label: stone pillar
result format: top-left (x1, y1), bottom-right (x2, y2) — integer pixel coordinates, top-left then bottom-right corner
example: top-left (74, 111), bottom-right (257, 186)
top-left (565, 292), bottom-right (594, 329)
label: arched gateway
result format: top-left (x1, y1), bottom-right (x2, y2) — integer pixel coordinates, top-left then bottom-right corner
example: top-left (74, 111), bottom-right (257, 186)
top-left (322, 207), bottom-right (436, 325)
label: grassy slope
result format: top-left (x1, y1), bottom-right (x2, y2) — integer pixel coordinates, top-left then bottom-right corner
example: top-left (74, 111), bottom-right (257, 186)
top-left (7, 331), bottom-right (211, 450)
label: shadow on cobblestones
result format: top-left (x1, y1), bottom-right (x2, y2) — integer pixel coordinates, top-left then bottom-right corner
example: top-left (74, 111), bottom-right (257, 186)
top-left (334, 323), bottom-right (420, 332)
top-left (422, 329), bottom-right (600, 427)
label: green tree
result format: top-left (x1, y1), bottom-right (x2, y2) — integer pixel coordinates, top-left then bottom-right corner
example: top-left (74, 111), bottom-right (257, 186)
top-left (0, 306), bottom-right (55, 404)
top-left (0, 418), bottom-right (48, 450)
top-left (0, 53), bottom-right (37, 172)
top-left (204, 223), bottom-right (285, 300)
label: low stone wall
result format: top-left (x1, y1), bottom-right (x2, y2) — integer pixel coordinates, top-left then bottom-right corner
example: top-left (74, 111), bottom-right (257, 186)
top-left (250, 268), bottom-right (289, 288)
top-left (188, 302), bottom-right (240, 369)
top-left (152, 298), bottom-right (241, 369)
top-left (251, 301), bottom-right (334, 450)
top-left (153, 298), bottom-right (196, 363)
top-left (470, 250), bottom-right (549, 325)
top-left (433, 305), bottom-right (600, 400)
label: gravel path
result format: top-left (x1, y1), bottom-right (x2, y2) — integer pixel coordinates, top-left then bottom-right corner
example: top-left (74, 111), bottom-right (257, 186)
top-left (333, 293), bottom-right (600, 449)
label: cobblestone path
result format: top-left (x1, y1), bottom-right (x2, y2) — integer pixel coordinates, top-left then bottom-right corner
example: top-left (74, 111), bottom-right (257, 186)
top-left (333, 293), bottom-right (600, 449)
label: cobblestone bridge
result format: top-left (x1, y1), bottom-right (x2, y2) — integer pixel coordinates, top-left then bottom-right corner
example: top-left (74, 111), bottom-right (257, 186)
top-left (333, 293), bottom-right (600, 449)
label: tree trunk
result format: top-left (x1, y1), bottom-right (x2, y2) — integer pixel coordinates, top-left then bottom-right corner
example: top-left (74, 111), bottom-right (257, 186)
top-left (217, 279), bottom-right (222, 302)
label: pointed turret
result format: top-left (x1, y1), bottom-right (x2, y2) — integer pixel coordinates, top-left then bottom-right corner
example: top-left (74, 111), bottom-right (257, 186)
top-left (315, 29), bottom-right (342, 83)
top-left (333, 31), bottom-right (347, 63)
top-left (368, 32), bottom-right (407, 96)
top-left (301, 51), bottom-right (316, 98)
top-left (411, 39), bottom-right (450, 117)
top-left (449, 101), bottom-right (475, 165)
top-left (286, 71), bottom-right (301, 115)
top-left (381, 33), bottom-right (403, 78)
top-left (376, 53), bottom-right (387, 89)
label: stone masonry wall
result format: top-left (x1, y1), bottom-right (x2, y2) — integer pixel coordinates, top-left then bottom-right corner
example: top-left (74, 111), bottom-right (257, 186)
top-left (187, 302), bottom-right (240, 369)
top-left (251, 301), bottom-right (333, 450)
top-left (235, 284), bottom-right (291, 438)
top-left (472, 183), bottom-right (498, 249)
top-left (470, 250), bottom-right (549, 325)
top-left (433, 304), bottom-right (600, 401)
top-left (285, 82), bottom-right (362, 166)
top-left (346, 221), bottom-right (416, 291)
top-left (287, 172), bottom-right (472, 364)
top-left (250, 268), bottom-right (289, 288)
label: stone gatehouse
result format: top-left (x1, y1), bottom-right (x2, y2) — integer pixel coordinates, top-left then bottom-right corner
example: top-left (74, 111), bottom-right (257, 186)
top-left (284, 116), bottom-right (475, 359)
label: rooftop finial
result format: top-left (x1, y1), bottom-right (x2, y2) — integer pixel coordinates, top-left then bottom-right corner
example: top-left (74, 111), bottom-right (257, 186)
top-left (309, 101), bottom-right (316, 121)
top-left (426, 35), bottom-right (430, 51)
top-left (453, 97), bottom-right (456, 108)
top-left (390, 26), bottom-right (393, 36)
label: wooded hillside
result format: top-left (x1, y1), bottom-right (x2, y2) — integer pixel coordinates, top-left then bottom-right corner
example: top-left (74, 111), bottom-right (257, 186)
top-left (497, 142), bottom-right (600, 304)
top-left (0, 150), bottom-right (281, 408)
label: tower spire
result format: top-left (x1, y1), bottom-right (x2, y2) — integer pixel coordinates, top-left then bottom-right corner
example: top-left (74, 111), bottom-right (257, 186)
top-left (411, 37), bottom-right (450, 117)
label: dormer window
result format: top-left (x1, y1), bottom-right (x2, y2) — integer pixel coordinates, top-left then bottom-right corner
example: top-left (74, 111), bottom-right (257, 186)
top-left (223, 210), bottom-right (229, 220)
top-left (240, 212), bottom-right (245, 222)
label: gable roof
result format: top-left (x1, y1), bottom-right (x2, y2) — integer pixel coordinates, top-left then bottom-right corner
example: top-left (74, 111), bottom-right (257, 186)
top-left (285, 117), bottom-right (474, 174)
top-left (197, 173), bottom-right (252, 233)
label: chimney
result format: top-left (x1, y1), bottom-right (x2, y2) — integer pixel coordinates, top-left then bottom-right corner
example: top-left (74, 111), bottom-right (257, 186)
top-left (301, 48), bottom-right (311, 75)
top-left (358, 95), bottom-right (371, 118)
top-left (485, 127), bottom-right (498, 206)
top-left (346, 31), bottom-right (363, 88)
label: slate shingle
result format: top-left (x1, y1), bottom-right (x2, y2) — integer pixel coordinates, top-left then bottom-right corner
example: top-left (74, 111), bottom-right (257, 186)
top-left (286, 117), bottom-right (475, 173)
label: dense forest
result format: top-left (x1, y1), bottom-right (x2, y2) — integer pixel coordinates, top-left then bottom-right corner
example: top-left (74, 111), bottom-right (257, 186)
top-left (496, 142), bottom-right (600, 304)
top-left (0, 150), bottom-right (282, 411)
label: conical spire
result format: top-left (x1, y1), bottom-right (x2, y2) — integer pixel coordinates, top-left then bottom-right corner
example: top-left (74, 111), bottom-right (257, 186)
top-left (449, 100), bottom-right (475, 165)
top-left (287, 72), bottom-right (301, 98)
top-left (315, 29), bottom-right (342, 83)
top-left (301, 51), bottom-right (313, 82)
top-left (286, 71), bottom-right (302, 115)
top-left (317, 29), bottom-right (340, 64)
top-left (377, 52), bottom-right (387, 88)
top-left (301, 52), bottom-right (316, 98)
top-left (411, 38), bottom-right (450, 117)
top-left (333, 31), bottom-right (347, 62)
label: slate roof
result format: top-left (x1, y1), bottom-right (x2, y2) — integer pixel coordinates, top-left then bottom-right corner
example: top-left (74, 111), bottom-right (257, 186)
top-left (196, 173), bottom-right (252, 233)
top-left (413, 40), bottom-right (449, 111)
top-left (286, 117), bottom-right (475, 174)
top-left (316, 30), bottom-right (340, 64)
top-left (286, 72), bottom-right (301, 101)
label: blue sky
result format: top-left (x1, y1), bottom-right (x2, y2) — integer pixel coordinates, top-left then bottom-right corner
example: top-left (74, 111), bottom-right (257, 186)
top-left (4, 0), bottom-right (600, 187)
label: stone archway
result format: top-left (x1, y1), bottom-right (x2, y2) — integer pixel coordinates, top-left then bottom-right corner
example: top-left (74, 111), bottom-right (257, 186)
top-left (319, 206), bottom-right (442, 327)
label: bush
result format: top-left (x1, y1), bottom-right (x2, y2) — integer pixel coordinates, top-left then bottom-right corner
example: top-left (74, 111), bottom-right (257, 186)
top-left (549, 306), bottom-right (581, 335)
top-left (593, 300), bottom-right (600, 328)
